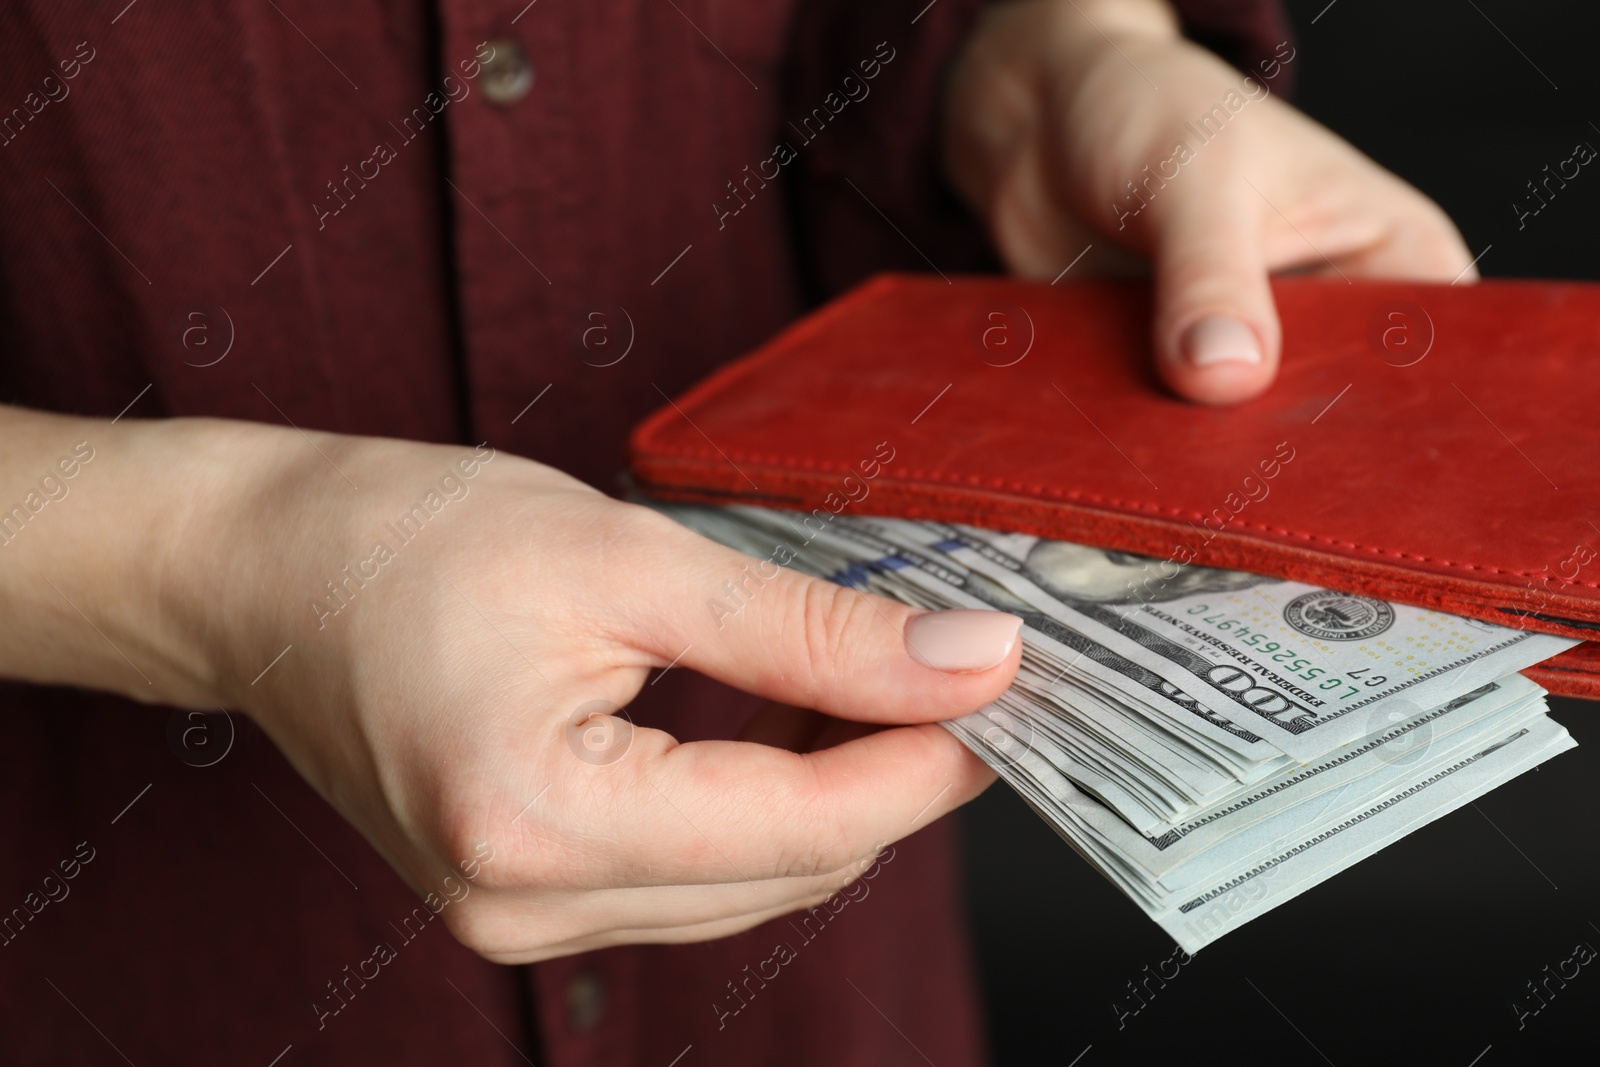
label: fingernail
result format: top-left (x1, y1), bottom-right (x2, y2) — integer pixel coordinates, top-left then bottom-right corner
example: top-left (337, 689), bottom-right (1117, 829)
top-left (904, 610), bottom-right (1023, 673)
top-left (1182, 316), bottom-right (1261, 367)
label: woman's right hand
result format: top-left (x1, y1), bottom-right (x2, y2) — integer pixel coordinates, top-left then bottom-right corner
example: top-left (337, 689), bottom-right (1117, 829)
top-left (15, 414), bottom-right (1021, 963)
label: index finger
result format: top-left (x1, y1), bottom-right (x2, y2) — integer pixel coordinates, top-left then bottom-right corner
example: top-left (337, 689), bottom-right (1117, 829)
top-left (551, 719), bottom-right (994, 890)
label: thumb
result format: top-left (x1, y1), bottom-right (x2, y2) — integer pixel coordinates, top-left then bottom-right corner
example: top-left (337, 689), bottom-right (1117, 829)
top-left (1147, 177), bottom-right (1282, 405)
top-left (627, 517), bottom-right (1023, 725)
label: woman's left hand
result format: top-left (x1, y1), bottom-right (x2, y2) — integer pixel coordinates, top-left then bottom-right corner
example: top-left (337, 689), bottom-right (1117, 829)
top-left (943, 0), bottom-right (1475, 405)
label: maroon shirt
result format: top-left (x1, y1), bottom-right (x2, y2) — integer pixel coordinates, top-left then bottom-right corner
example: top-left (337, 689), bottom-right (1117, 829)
top-left (0, 2), bottom-right (1287, 1063)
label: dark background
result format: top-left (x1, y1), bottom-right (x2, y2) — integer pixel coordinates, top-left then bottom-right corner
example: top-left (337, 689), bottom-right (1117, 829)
top-left (959, 2), bottom-right (1600, 1063)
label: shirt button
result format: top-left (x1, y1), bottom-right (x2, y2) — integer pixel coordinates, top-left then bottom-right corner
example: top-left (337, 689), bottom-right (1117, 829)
top-left (565, 970), bottom-right (606, 1032)
top-left (478, 38), bottom-right (534, 106)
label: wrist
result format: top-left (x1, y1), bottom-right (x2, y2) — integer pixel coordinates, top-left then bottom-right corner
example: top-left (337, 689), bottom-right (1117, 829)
top-left (114, 417), bottom-right (319, 709)
top-left (163, 417), bottom-right (368, 712)
top-left (0, 410), bottom-right (308, 709)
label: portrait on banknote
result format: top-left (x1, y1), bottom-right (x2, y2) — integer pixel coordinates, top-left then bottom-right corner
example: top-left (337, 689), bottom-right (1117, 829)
top-left (1023, 541), bottom-right (1267, 605)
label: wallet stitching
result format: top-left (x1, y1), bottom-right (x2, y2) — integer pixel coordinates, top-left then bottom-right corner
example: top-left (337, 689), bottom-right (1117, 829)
top-left (640, 445), bottom-right (1600, 588)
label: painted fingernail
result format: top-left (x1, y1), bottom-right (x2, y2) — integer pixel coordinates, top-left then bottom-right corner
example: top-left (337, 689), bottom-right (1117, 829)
top-left (904, 610), bottom-right (1023, 673)
top-left (1182, 316), bottom-right (1261, 367)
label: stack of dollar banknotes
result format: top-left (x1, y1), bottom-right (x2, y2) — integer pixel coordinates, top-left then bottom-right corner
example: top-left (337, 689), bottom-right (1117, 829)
top-left (655, 502), bottom-right (1579, 953)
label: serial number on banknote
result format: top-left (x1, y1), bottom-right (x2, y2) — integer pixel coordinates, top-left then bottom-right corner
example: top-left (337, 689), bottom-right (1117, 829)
top-left (1179, 604), bottom-right (1393, 697)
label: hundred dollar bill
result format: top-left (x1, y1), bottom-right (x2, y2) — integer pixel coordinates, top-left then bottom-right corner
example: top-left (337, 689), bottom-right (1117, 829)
top-left (906, 522), bottom-right (1576, 762)
top-left (1145, 684), bottom-right (1546, 891)
top-left (1135, 676), bottom-right (1537, 838)
top-left (963, 676), bottom-right (1542, 892)
top-left (963, 697), bottom-right (1573, 951)
top-left (1153, 714), bottom-right (1575, 952)
top-left (741, 509), bottom-right (1287, 766)
top-left (981, 677), bottom-right (1537, 869)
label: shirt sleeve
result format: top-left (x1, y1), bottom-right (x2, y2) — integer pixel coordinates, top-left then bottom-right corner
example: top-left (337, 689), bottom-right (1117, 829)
top-left (782, 0), bottom-right (1294, 299)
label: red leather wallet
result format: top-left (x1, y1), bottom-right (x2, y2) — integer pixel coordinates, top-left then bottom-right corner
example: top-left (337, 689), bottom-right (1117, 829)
top-left (630, 274), bottom-right (1600, 699)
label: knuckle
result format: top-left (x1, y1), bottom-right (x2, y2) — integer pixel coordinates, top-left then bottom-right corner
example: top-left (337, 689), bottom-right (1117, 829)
top-left (613, 498), bottom-right (683, 545)
top-left (440, 897), bottom-right (584, 961)
top-left (440, 902), bottom-right (507, 957)
top-left (771, 847), bottom-right (846, 882)
top-left (433, 794), bottom-right (495, 875)
top-left (429, 786), bottom-right (573, 895)
top-left (613, 499), bottom-right (719, 567)
top-left (767, 795), bottom-right (860, 880)
top-left (794, 580), bottom-right (873, 690)
top-left (428, 783), bottom-right (496, 870)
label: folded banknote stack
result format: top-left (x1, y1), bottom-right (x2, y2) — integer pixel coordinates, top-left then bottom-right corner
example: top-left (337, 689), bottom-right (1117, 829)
top-left (656, 502), bottom-right (1579, 953)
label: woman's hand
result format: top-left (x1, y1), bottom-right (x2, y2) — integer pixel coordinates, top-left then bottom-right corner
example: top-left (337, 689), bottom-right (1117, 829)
top-left (162, 423), bottom-right (1019, 963)
top-left (943, 0), bottom-right (1475, 405)
top-left (0, 409), bottom-right (1021, 963)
